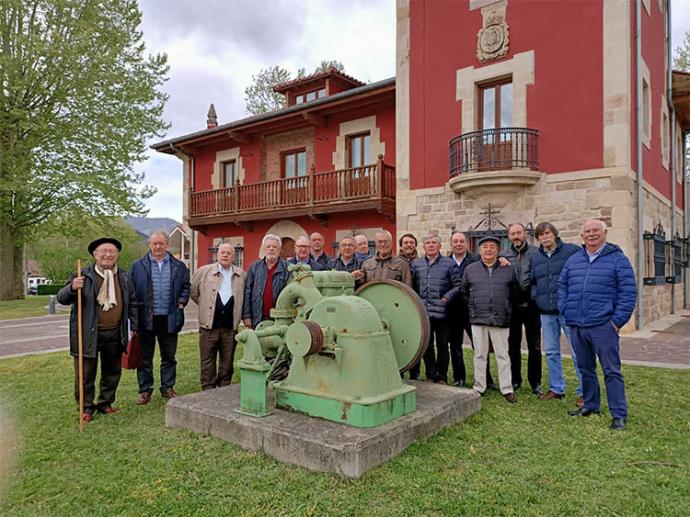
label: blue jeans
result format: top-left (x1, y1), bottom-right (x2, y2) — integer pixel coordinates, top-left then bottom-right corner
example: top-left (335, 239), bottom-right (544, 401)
top-left (570, 321), bottom-right (628, 419)
top-left (540, 314), bottom-right (582, 396)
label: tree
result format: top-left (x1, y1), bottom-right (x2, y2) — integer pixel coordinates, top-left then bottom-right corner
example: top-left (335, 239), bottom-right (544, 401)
top-left (674, 30), bottom-right (689, 180)
top-left (0, 0), bottom-right (169, 299)
top-left (314, 60), bottom-right (345, 73)
top-left (244, 61), bottom-right (346, 115)
top-left (31, 217), bottom-right (148, 285)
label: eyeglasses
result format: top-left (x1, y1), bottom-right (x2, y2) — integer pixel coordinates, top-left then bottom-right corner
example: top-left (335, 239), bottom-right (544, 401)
top-left (95, 248), bottom-right (118, 255)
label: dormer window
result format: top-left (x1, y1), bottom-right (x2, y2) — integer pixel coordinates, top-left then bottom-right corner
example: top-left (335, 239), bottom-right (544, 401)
top-left (295, 88), bottom-right (327, 104)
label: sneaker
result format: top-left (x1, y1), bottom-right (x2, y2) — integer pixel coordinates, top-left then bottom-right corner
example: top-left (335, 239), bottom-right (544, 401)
top-left (532, 385), bottom-right (544, 396)
top-left (453, 380), bottom-right (465, 388)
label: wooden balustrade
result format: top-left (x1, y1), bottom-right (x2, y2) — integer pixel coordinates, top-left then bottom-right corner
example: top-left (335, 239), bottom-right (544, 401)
top-left (190, 156), bottom-right (395, 223)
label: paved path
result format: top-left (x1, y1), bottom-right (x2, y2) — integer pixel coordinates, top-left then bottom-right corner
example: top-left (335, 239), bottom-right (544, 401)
top-left (0, 303), bottom-right (199, 359)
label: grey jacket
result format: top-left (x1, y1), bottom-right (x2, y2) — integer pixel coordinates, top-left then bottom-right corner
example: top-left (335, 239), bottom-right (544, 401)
top-left (242, 258), bottom-right (290, 327)
top-left (57, 265), bottom-right (138, 359)
top-left (461, 260), bottom-right (518, 327)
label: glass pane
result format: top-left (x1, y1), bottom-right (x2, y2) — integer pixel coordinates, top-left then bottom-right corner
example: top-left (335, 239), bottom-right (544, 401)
top-left (296, 95), bottom-right (304, 104)
top-left (482, 88), bottom-right (495, 130)
top-left (363, 135), bottom-right (371, 164)
top-left (351, 137), bottom-right (362, 167)
top-left (306, 91), bottom-right (316, 101)
top-left (318, 88), bottom-right (326, 98)
top-left (500, 83), bottom-right (513, 128)
top-left (297, 151), bottom-right (307, 176)
top-left (285, 154), bottom-right (295, 178)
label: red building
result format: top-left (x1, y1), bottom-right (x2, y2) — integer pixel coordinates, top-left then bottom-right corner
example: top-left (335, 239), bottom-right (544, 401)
top-left (153, 69), bottom-right (396, 267)
top-left (395, 0), bottom-right (689, 328)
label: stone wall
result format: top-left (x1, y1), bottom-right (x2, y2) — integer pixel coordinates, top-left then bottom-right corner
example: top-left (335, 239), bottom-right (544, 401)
top-left (396, 166), bottom-right (686, 329)
top-left (261, 127), bottom-right (315, 181)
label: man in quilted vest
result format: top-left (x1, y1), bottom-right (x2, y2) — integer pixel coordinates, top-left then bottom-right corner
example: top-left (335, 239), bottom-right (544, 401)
top-left (558, 219), bottom-right (636, 430)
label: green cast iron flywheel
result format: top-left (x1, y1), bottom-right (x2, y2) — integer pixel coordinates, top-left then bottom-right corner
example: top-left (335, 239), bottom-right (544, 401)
top-left (355, 279), bottom-right (430, 373)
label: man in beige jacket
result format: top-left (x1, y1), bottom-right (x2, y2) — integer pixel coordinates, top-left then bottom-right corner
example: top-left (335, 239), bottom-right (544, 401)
top-left (190, 243), bottom-right (246, 390)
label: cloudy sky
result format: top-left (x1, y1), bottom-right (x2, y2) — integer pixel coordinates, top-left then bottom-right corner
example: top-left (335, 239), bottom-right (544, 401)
top-left (137, 0), bottom-right (689, 222)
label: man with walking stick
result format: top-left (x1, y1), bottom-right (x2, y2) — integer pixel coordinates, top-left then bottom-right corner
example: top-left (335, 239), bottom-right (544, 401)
top-left (58, 237), bottom-right (138, 423)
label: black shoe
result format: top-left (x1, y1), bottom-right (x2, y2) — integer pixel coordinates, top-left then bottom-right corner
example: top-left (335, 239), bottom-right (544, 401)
top-left (532, 385), bottom-right (544, 396)
top-left (453, 380), bottom-right (465, 388)
top-left (610, 417), bottom-right (626, 430)
top-left (568, 407), bottom-right (601, 417)
top-left (512, 383), bottom-right (521, 391)
top-left (488, 383), bottom-right (499, 391)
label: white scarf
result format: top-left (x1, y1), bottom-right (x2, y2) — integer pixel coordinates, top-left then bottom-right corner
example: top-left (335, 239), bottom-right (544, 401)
top-left (95, 265), bottom-right (118, 311)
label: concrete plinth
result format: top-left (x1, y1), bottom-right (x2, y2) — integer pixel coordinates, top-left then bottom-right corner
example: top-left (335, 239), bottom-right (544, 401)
top-left (165, 381), bottom-right (481, 478)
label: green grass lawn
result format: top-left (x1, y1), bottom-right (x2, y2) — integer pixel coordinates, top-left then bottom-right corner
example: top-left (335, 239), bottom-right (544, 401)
top-left (0, 296), bottom-right (56, 320)
top-left (0, 335), bottom-right (688, 516)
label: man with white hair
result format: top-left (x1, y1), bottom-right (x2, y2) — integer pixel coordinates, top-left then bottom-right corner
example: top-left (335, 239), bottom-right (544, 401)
top-left (289, 236), bottom-right (324, 271)
top-left (354, 234), bottom-right (371, 261)
top-left (558, 219), bottom-right (636, 430)
top-left (130, 231), bottom-right (190, 404)
top-left (190, 243), bottom-right (246, 390)
top-left (242, 234), bottom-right (290, 329)
top-left (309, 232), bottom-right (330, 268)
top-left (360, 229), bottom-right (412, 286)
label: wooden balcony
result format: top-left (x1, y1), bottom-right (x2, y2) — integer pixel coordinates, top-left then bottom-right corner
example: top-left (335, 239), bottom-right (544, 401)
top-left (189, 155), bottom-right (395, 229)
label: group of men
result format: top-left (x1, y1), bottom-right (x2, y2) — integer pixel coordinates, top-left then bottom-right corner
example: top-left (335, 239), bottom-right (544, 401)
top-left (61, 218), bottom-right (636, 431)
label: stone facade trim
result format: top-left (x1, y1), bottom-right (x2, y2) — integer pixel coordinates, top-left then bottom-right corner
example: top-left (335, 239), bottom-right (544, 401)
top-left (476, 0), bottom-right (509, 62)
top-left (396, 0), bottom-right (411, 192)
top-left (456, 50), bottom-right (534, 135)
top-left (212, 147), bottom-right (245, 189)
top-left (332, 116), bottom-right (385, 170)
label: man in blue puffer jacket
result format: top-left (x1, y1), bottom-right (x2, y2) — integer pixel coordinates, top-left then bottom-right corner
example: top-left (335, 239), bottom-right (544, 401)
top-left (410, 233), bottom-right (460, 383)
top-left (528, 222), bottom-right (582, 405)
top-left (557, 219), bottom-right (636, 430)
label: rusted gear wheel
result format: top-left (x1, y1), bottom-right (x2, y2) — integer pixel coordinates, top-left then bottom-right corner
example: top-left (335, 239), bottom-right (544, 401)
top-left (355, 279), bottom-right (430, 373)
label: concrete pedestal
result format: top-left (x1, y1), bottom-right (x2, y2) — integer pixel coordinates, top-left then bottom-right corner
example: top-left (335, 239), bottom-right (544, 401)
top-left (165, 381), bottom-right (481, 478)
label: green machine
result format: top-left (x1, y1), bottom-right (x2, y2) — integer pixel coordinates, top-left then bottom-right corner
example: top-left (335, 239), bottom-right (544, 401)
top-left (236, 265), bottom-right (430, 428)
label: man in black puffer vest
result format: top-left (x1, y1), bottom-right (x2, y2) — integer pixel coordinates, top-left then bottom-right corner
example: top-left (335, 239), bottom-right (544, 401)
top-left (500, 223), bottom-right (543, 395)
top-left (461, 234), bottom-right (519, 403)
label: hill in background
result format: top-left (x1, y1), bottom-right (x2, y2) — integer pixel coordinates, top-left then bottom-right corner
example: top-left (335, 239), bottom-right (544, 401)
top-left (125, 216), bottom-right (180, 239)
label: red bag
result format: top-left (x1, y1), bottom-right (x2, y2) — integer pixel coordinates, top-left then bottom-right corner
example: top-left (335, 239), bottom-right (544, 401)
top-left (122, 332), bottom-right (142, 369)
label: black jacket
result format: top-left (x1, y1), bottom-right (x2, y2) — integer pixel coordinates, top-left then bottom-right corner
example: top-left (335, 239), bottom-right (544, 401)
top-left (447, 253), bottom-right (479, 323)
top-left (500, 242), bottom-right (536, 305)
top-left (461, 260), bottom-right (518, 327)
top-left (57, 265), bottom-right (138, 359)
top-left (529, 239), bottom-right (580, 314)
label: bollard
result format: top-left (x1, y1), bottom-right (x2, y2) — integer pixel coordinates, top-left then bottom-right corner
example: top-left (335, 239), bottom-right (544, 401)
top-left (48, 295), bottom-right (56, 315)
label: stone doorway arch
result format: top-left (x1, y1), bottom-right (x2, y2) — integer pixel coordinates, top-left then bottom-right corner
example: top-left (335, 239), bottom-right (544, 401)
top-left (263, 220), bottom-right (308, 258)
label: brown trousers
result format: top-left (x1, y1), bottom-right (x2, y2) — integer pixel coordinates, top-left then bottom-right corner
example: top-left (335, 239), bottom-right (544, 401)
top-left (199, 327), bottom-right (237, 390)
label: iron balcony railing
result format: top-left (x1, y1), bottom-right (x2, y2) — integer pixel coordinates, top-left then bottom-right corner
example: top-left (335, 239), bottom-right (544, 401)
top-left (449, 127), bottom-right (539, 176)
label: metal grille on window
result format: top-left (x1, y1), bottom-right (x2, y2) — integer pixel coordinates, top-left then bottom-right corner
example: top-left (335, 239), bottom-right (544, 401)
top-left (208, 247), bottom-right (218, 265)
top-left (643, 223), bottom-right (666, 285)
top-left (234, 245), bottom-right (244, 269)
top-left (666, 233), bottom-right (681, 284)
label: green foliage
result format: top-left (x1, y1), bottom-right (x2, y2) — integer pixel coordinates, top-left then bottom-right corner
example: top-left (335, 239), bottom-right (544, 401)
top-left (36, 284), bottom-right (60, 295)
top-left (0, 343), bottom-right (688, 515)
top-left (30, 217), bottom-right (148, 283)
top-left (244, 61), bottom-right (346, 115)
top-left (314, 59), bottom-right (345, 73)
top-left (0, 0), bottom-right (169, 297)
top-left (674, 30), bottom-right (689, 71)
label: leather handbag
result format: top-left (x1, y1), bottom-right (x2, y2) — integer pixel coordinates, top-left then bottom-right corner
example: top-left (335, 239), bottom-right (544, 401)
top-left (121, 332), bottom-right (142, 369)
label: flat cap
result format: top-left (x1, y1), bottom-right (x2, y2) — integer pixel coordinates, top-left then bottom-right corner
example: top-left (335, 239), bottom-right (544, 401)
top-left (477, 234), bottom-right (501, 246)
top-left (88, 237), bottom-right (122, 256)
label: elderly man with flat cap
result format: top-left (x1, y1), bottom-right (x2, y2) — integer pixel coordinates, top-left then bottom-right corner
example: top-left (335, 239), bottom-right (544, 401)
top-left (58, 237), bottom-right (138, 422)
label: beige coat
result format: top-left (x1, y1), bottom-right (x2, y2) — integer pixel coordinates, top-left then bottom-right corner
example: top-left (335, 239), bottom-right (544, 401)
top-left (190, 263), bottom-right (246, 330)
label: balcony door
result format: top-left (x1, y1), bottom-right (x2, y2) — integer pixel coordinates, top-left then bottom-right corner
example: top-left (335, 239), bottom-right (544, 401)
top-left (478, 80), bottom-right (513, 170)
top-left (347, 132), bottom-right (372, 196)
top-left (282, 149), bottom-right (307, 205)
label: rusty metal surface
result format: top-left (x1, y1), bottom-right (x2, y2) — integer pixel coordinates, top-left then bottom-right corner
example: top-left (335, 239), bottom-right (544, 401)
top-left (355, 280), bottom-right (430, 373)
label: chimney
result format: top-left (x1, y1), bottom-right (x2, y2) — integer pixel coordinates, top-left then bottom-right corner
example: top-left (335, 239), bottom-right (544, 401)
top-left (207, 103), bottom-right (218, 129)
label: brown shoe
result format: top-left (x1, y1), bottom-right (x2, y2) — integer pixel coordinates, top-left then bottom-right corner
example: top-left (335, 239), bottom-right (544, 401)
top-left (98, 406), bottom-right (119, 414)
top-left (576, 396), bottom-right (584, 408)
top-left (504, 393), bottom-right (518, 404)
top-left (539, 390), bottom-right (565, 401)
top-left (82, 412), bottom-right (93, 422)
top-left (136, 392), bottom-right (152, 405)
top-left (161, 389), bottom-right (178, 399)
